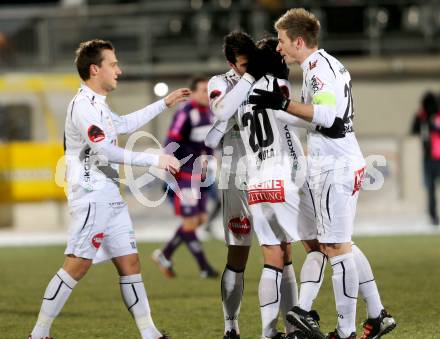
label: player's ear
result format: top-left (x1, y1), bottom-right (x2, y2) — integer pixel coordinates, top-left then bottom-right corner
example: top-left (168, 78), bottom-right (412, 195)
top-left (89, 64), bottom-right (99, 77)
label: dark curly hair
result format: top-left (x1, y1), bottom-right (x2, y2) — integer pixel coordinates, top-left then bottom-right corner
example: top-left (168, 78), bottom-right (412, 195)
top-left (256, 37), bottom-right (289, 80)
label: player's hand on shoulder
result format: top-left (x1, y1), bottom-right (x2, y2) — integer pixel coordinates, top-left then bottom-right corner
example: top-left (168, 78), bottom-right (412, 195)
top-left (158, 154), bottom-right (181, 175)
top-left (164, 88), bottom-right (191, 108)
top-left (249, 79), bottom-right (290, 111)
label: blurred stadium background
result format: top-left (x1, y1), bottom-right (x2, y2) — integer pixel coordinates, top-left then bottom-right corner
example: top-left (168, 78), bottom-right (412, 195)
top-left (1, 0), bottom-right (439, 239)
top-left (0, 1), bottom-right (439, 337)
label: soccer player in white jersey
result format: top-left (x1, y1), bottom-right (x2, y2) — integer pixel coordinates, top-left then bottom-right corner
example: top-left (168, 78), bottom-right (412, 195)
top-left (28, 39), bottom-right (190, 339)
top-left (249, 8), bottom-right (396, 339)
top-left (237, 37), bottom-right (319, 339)
top-left (204, 31), bottom-right (261, 339)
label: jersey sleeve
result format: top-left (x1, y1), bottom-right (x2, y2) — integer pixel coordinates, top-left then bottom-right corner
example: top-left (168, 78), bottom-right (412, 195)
top-left (71, 99), bottom-right (159, 167)
top-left (307, 66), bottom-right (337, 128)
top-left (110, 99), bottom-right (167, 135)
top-left (71, 98), bottom-right (111, 150)
top-left (208, 74), bottom-right (252, 121)
top-left (204, 118), bottom-right (233, 148)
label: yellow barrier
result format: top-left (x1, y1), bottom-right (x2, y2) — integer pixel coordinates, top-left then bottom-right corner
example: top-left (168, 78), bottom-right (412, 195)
top-left (0, 142), bottom-right (65, 202)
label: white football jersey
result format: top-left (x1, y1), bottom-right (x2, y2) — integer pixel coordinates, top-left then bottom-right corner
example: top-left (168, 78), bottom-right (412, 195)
top-left (237, 75), bottom-right (306, 189)
top-left (64, 84), bottom-right (122, 204)
top-left (208, 70), bottom-right (248, 189)
top-left (301, 49), bottom-right (365, 175)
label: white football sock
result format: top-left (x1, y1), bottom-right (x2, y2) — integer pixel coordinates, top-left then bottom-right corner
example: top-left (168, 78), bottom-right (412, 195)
top-left (280, 262), bottom-right (298, 334)
top-left (352, 244), bottom-right (383, 319)
top-left (120, 274), bottom-right (162, 339)
top-left (31, 268), bottom-right (77, 338)
top-left (298, 251), bottom-right (327, 311)
top-left (330, 252), bottom-right (359, 338)
top-left (259, 265), bottom-right (282, 338)
top-left (221, 265), bottom-right (244, 334)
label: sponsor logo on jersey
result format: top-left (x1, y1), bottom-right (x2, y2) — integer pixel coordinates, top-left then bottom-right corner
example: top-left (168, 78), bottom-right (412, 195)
top-left (353, 167), bottom-right (365, 195)
top-left (92, 232), bottom-right (104, 249)
top-left (83, 147), bottom-right (91, 183)
top-left (228, 216), bottom-right (251, 235)
top-left (339, 66), bottom-right (347, 74)
top-left (87, 125), bottom-right (105, 142)
top-left (310, 75), bottom-right (324, 93)
top-left (247, 180), bottom-right (285, 205)
top-left (309, 60), bottom-right (318, 70)
top-left (209, 90), bottom-right (222, 99)
top-left (284, 125), bottom-right (298, 160)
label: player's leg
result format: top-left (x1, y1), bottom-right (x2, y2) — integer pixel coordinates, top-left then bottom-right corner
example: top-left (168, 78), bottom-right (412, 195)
top-left (113, 254), bottom-right (165, 339)
top-left (321, 169), bottom-right (360, 339)
top-left (222, 245), bottom-right (249, 338)
top-left (298, 240), bottom-right (327, 312)
top-left (323, 242), bottom-right (359, 339)
top-left (222, 186), bottom-right (252, 338)
top-left (260, 245), bottom-right (285, 339)
top-left (294, 184), bottom-right (327, 314)
top-left (152, 187), bottom-right (187, 278)
top-left (30, 203), bottom-right (107, 338)
top-left (352, 244), bottom-right (396, 339)
top-left (279, 242), bottom-right (298, 336)
top-left (107, 204), bottom-right (167, 339)
top-left (29, 256), bottom-right (89, 339)
top-left (180, 212), bottom-right (218, 277)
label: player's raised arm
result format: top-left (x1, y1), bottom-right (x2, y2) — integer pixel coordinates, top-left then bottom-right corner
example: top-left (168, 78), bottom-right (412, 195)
top-left (72, 99), bottom-right (180, 173)
top-left (208, 51), bottom-right (267, 121)
top-left (111, 87), bottom-right (191, 135)
top-left (250, 72), bottom-right (337, 128)
top-left (204, 118), bottom-right (233, 148)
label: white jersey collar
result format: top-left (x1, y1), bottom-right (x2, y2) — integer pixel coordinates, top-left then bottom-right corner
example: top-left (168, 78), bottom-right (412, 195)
top-left (300, 49), bottom-right (323, 71)
top-left (80, 84), bottom-right (107, 104)
top-left (227, 68), bottom-right (241, 81)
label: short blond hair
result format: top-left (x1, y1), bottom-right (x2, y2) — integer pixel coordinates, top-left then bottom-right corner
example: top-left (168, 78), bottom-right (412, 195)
top-left (275, 8), bottom-right (320, 48)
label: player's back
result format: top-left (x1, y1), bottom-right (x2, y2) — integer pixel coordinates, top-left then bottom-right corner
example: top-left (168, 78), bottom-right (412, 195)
top-left (238, 75), bottom-right (305, 188)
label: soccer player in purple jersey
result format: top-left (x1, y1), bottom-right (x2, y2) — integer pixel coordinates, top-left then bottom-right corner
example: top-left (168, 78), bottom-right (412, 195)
top-left (152, 76), bottom-right (219, 279)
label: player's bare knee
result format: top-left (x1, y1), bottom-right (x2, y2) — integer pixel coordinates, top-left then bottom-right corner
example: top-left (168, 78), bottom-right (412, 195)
top-left (112, 254), bottom-right (141, 276)
top-left (280, 242), bottom-right (292, 263)
top-left (321, 242), bottom-right (352, 258)
top-left (182, 216), bottom-right (199, 231)
top-left (227, 245), bottom-right (249, 271)
top-left (199, 213), bottom-right (208, 226)
top-left (63, 255), bottom-right (92, 281)
top-left (261, 245), bottom-right (284, 269)
top-left (302, 239), bottom-right (320, 253)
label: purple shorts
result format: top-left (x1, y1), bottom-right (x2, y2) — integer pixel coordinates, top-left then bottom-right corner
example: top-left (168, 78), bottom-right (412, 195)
top-left (173, 172), bottom-right (208, 217)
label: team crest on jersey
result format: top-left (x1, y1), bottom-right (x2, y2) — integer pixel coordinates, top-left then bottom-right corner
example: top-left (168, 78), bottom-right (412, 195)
top-left (310, 75), bottom-right (324, 93)
top-left (228, 217), bottom-right (251, 235)
top-left (209, 90), bottom-right (222, 99)
top-left (87, 125), bottom-right (105, 142)
top-left (309, 60), bottom-right (318, 70)
top-left (92, 232), bottom-right (104, 249)
top-left (247, 180), bottom-right (285, 205)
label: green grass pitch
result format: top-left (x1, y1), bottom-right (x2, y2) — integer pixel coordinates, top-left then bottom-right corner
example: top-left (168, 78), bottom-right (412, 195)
top-left (1, 234), bottom-right (439, 338)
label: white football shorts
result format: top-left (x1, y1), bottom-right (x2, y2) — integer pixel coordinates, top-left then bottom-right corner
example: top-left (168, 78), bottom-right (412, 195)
top-left (309, 166), bottom-right (365, 244)
top-left (65, 201), bottom-right (138, 264)
top-left (222, 181), bottom-right (253, 247)
top-left (247, 179), bottom-right (317, 246)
